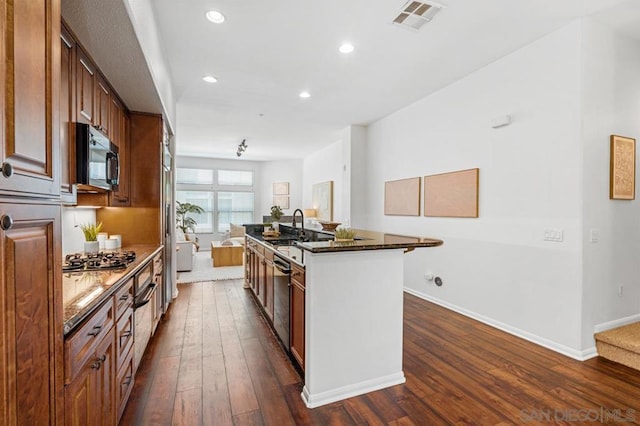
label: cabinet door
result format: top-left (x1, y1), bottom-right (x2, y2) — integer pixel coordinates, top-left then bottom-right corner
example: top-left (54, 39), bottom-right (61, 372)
top-left (60, 25), bottom-right (76, 202)
top-left (64, 359), bottom-right (96, 426)
top-left (109, 102), bottom-right (129, 206)
top-left (95, 327), bottom-right (116, 426)
top-left (0, 0), bottom-right (61, 198)
top-left (129, 112), bottom-right (162, 207)
top-left (265, 259), bottom-right (274, 321)
top-left (94, 75), bottom-right (110, 135)
top-left (0, 203), bottom-right (63, 425)
top-left (76, 48), bottom-right (95, 125)
top-left (290, 266), bottom-right (305, 370)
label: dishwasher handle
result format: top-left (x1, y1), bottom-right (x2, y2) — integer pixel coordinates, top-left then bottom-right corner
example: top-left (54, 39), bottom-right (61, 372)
top-left (134, 283), bottom-right (156, 309)
top-left (273, 259), bottom-right (291, 274)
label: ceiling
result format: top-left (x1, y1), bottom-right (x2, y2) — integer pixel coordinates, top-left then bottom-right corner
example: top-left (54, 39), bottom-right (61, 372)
top-left (64, 0), bottom-right (637, 161)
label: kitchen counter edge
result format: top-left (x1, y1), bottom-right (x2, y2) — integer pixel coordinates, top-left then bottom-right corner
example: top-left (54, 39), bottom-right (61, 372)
top-left (63, 244), bottom-right (164, 336)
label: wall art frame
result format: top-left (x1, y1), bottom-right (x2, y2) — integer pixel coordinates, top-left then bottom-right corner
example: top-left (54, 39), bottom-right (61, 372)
top-left (610, 134), bottom-right (636, 200)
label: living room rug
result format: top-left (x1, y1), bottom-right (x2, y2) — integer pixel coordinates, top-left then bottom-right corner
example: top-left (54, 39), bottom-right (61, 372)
top-left (177, 251), bottom-right (244, 284)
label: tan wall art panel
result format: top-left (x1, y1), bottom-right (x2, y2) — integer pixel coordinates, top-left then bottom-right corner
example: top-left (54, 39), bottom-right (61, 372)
top-left (384, 177), bottom-right (421, 216)
top-left (424, 168), bottom-right (479, 218)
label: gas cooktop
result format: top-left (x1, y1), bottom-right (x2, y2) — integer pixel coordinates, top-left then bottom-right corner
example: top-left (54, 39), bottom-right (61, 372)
top-left (63, 251), bottom-right (136, 272)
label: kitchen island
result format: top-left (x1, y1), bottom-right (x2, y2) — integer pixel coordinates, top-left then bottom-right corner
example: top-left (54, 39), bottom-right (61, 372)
top-left (245, 225), bottom-right (442, 408)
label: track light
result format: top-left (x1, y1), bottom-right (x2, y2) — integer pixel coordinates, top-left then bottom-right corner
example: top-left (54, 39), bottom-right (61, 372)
top-left (236, 139), bottom-right (248, 157)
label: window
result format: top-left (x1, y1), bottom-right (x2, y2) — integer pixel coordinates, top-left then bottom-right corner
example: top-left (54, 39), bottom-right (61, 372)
top-left (218, 170), bottom-right (253, 186)
top-left (176, 167), bottom-right (254, 233)
top-left (176, 191), bottom-right (214, 233)
top-left (176, 168), bottom-right (214, 185)
top-left (217, 192), bottom-right (254, 232)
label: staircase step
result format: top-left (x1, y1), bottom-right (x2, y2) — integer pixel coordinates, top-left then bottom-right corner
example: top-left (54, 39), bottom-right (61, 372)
top-left (594, 322), bottom-right (640, 371)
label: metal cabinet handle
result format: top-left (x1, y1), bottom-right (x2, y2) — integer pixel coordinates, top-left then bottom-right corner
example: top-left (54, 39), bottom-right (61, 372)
top-left (119, 294), bottom-right (129, 301)
top-left (123, 376), bottom-right (133, 386)
top-left (98, 354), bottom-right (106, 362)
top-left (87, 325), bottom-right (102, 337)
top-left (91, 361), bottom-right (101, 370)
top-left (0, 215), bottom-right (13, 231)
top-left (0, 162), bottom-right (13, 178)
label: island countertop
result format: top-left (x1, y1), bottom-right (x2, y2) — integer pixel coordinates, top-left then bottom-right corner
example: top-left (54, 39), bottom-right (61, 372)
top-left (293, 228), bottom-right (443, 253)
top-left (63, 244), bottom-right (163, 335)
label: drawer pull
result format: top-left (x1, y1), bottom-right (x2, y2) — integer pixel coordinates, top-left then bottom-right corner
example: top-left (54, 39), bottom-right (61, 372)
top-left (0, 215), bottom-right (13, 231)
top-left (87, 325), bottom-right (102, 336)
top-left (123, 376), bottom-right (133, 386)
top-left (0, 162), bottom-right (13, 178)
top-left (91, 361), bottom-right (101, 370)
top-left (98, 354), bottom-right (106, 362)
top-left (119, 294), bottom-right (129, 301)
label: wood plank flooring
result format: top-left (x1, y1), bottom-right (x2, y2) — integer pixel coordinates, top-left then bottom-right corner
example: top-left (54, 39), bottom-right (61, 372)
top-left (120, 280), bottom-right (640, 425)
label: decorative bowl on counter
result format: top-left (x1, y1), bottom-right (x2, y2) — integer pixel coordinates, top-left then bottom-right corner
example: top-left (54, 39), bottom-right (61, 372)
top-left (320, 222), bottom-right (341, 231)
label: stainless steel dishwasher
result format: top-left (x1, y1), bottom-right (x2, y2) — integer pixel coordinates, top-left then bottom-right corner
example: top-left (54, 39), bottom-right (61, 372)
top-left (273, 255), bottom-right (292, 350)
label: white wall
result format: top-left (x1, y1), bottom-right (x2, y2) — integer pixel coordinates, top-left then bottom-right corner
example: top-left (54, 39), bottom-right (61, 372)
top-left (357, 22), bottom-right (586, 356)
top-left (261, 159), bottom-right (303, 216)
top-left (580, 19), bottom-right (640, 347)
top-left (303, 139), bottom-right (346, 223)
top-left (61, 207), bottom-right (98, 255)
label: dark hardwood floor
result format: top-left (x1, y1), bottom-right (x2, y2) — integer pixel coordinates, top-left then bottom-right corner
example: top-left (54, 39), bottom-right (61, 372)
top-left (120, 280), bottom-right (640, 425)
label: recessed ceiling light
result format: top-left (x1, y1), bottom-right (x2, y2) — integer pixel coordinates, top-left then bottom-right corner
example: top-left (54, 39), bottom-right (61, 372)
top-left (203, 75), bottom-right (217, 83)
top-left (299, 91), bottom-right (311, 99)
top-left (339, 43), bottom-right (355, 54)
top-left (205, 10), bottom-right (225, 24)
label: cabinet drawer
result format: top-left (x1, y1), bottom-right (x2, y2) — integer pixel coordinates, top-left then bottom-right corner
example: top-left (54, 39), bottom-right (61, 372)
top-left (114, 277), bottom-right (134, 320)
top-left (153, 252), bottom-right (162, 275)
top-left (116, 307), bottom-right (134, 369)
top-left (65, 298), bottom-right (115, 383)
top-left (116, 346), bottom-right (135, 422)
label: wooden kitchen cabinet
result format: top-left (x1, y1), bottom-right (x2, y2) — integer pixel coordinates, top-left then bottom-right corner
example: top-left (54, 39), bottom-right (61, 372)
top-left (65, 327), bottom-right (116, 426)
top-left (265, 250), bottom-right (275, 321)
top-left (109, 98), bottom-right (130, 206)
top-left (0, 0), bottom-right (61, 198)
top-left (94, 74), bottom-right (110, 135)
top-left (0, 202), bottom-right (64, 425)
top-left (290, 264), bottom-right (305, 370)
top-left (60, 23), bottom-right (77, 203)
top-left (129, 112), bottom-right (162, 208)
top-left (76, 47), bottom-right (95, 126)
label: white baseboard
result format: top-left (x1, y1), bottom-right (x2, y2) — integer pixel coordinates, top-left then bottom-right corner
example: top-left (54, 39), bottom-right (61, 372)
top-left (594, 313), bottom-right (640, 333)
top-left (404, 288), bottom-right (594, 361)
top-left (301, 372), bottom-right (406, 409)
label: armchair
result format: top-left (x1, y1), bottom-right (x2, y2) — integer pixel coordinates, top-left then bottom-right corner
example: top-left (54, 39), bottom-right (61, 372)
top-left (176, 231), bottom-right (197, 272)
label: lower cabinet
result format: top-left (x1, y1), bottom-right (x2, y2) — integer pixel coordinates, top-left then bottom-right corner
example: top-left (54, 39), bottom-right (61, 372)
top-left (65, 326), bottom-right (116, 426)
top-left (290, 264), bottom-right (305, 370)
top-left (65, 276), bottom-right (136, 425)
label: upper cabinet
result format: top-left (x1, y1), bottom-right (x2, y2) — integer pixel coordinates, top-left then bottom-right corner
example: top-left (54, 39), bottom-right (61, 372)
top-left (94, 74), bottom-right (110, 136)
top-left (130, 112), bottom-right (162, 208)
top-left (76, 47), bottom-right (95, 125)
top-left (109, 97), bottom-right (130, 206)
top-left (60, 24), bottom-right (77, 203)
top-left (0, 0), bottom-right (61, 198)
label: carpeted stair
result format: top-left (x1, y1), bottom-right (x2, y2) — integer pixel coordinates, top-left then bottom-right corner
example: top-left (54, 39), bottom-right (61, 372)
top-left (594, 322), bottom-right (640, 371)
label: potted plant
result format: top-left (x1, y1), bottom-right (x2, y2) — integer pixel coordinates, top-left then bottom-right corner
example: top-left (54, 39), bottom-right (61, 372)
top-left (176, 201), bottom-right (205, 234)
top-left (270, 205), bottom-right (283, 231)
top-left (80, 222), bottom-right (103, 253)
top-left (334, 227), bottom-right (356, 242)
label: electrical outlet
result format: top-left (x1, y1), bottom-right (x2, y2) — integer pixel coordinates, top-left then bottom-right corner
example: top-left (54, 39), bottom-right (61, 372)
top-left (543, 228), bottom-right (564, 242)
top-left (618, 284), bottom-right (624, 297)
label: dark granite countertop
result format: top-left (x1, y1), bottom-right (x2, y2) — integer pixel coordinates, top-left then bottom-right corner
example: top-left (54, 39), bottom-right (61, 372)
top-left (293, 229), bottom-right (443, 253)
top-left (63, 244), bottom-right (163, 336)
top-left (245, 225), bottom-right (443, 262)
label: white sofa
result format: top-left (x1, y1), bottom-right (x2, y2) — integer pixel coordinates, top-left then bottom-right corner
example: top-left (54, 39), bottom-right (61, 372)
top-left (176, 232), bottom-right (197, 272)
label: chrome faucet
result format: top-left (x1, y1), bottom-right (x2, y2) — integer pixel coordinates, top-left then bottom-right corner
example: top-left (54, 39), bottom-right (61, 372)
top-left (292, 208), bottom-right (305, 239)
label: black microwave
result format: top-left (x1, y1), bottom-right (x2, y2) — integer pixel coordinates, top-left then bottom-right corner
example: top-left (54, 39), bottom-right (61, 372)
top-left (76, 123), bottom-right (119, 191)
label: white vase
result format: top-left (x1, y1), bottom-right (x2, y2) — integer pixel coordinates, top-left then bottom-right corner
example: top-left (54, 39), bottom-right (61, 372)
top-left (84, 241), bottom-right (99, 254)
top-left (271, 221), bottom-right (279, 232)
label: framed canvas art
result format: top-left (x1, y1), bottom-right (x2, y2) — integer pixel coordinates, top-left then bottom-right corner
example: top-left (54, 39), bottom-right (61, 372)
top-left (610, 135), bottom-right (636, 200)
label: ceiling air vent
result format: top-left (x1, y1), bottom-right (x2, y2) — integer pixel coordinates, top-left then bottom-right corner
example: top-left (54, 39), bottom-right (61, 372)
top-left (393, 0), bottom-right (443, 31)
